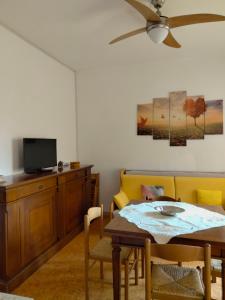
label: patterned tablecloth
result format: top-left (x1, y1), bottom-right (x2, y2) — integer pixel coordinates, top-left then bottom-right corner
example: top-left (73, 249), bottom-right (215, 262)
top-left (119, 201), bottom-right (225, 244)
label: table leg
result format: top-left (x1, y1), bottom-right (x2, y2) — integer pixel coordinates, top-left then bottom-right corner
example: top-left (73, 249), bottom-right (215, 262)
top-left (222, 253), bottom-right (225, 300)
top-left (112, 243), bottom-right (121, 300)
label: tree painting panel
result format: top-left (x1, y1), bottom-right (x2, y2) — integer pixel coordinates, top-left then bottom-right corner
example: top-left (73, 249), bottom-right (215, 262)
top-left (184, 95), bottom-right (206, 139)
top-left (169, 91), bottom-right (187, 146)
top-left (205, 100), bottom-right (223, 134)
top-left (153, 97), bottom-right (169, 139)
top-left (137, 103), bottom-right (153, 135)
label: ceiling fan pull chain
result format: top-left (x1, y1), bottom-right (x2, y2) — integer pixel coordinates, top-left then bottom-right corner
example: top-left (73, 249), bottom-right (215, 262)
top-left (156, 8), bottom-right (162, 16)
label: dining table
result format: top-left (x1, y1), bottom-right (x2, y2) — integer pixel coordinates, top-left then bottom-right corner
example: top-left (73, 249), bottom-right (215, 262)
top-left (104, 204), bottom-right (225, 300)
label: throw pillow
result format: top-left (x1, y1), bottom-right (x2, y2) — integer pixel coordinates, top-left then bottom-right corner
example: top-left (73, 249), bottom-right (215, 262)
top-left (197, 189), bottom-right (222, 206)
top-left (141, 185), bottom-right (164, 201)
top-left (114, 191), bottom-right (130, 209)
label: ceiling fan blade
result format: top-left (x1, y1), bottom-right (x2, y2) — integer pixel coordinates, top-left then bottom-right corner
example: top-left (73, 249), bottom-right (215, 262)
top-left (163, 32), bottom-right (181, 48)
top-left (109, 27), bottom-right (146, 44)
top-left (125, 0), bottom-right (160, 22)
top-left (169, 14), bottom-right (225, 29)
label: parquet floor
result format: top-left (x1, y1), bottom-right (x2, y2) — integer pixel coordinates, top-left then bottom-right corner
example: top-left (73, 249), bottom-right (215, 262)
top-left (13, 219), bottom-right (221, 300)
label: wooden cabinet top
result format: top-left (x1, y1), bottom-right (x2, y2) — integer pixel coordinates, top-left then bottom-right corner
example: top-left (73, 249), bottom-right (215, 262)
top-left (0, 165), bottom-right (93, 190)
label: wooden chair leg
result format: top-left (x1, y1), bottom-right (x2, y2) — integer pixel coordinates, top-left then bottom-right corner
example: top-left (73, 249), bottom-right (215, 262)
top-left (145, 240), bottom-right (151, 300)
top-left (100, 261), bottom-right (104, 280)
top-left (84, 258), bottom-right (89, 300)
top-left (125, 260), bottom-right (129, 300)
top-left (135, 249), bottom-right (139, 285)
top-left (141, 248), bottom-right (145, 278)
top-left (211, 272), bottom-right (217, 283)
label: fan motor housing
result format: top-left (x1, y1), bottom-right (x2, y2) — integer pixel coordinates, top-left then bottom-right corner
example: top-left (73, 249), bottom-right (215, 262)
top-left (147, 16), bottom-right (168, 28)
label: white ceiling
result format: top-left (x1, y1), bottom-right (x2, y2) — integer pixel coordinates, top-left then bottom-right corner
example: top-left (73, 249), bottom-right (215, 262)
top-left (0, 0), bottom-right (225, 70)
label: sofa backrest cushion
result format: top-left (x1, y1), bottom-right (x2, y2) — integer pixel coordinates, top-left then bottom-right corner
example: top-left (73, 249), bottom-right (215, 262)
top-left (197, 189), bottom-right (222, 206)
top-left (175, 176), bottom-right (225, 206)
top-left (121, 174), bottom-right (175, 200)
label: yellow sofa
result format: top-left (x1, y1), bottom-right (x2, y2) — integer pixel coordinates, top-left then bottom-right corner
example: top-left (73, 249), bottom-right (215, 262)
top-left (113, 169), bottom-right (225, 208)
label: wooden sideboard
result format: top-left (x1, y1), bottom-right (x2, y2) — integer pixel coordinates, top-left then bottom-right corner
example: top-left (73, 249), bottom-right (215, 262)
top-left (0, 165), bottom-right (92, 291)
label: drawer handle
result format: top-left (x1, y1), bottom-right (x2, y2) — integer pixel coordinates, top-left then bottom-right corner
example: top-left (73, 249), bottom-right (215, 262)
top-left (38, 184), bottom-right (44, 190)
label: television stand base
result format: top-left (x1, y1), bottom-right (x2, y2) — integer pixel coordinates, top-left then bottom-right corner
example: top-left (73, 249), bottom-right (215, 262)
top-left (25, 167), bottom-right (54, 174)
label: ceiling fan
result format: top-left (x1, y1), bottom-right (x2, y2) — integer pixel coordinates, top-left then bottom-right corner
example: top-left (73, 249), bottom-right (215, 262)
top-left (109, 0), bottom-right (225, 48)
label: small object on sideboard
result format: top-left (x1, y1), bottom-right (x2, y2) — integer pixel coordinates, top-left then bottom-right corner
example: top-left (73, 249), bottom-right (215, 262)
top-left (70, 161), bottom-right (80, 169)
top-left (57, 161), bottom-right (63, 172)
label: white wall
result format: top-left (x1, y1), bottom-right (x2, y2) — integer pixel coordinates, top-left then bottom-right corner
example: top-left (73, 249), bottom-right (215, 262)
top-left (77, 56), bottom-right (225, 210)
top-left (0, 25), bottom-right (77, 175)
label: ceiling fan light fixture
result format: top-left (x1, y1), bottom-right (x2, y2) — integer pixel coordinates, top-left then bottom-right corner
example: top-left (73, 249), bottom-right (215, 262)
top-left (147, 24), bottom-right (169, 43)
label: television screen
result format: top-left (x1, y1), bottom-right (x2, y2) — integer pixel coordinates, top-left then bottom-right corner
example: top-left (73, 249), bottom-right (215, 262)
top-left (23, 138), bottom-right (57, 173)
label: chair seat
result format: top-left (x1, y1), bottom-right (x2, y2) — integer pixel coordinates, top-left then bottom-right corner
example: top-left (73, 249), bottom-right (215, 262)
top-left (211, 259), bottom-right (221, 271)
top-left (152, 264), bottom-right (204, 299)
top-left (90, 237), bottom-right (131, 263)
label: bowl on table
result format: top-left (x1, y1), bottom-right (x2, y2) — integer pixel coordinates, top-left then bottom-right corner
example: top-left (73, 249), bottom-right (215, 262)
top-left (155, 205), bottom-right (185, 216)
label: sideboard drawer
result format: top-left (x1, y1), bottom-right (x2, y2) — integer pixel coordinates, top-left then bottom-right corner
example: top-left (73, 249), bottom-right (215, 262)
top-left (58, 170), bottom-right (85, 184)
top-left (6, 177), bottom-right (57, 202)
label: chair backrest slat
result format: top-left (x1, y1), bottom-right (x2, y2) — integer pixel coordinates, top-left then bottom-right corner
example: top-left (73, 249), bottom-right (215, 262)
top-left (151, 243), bottom-right (205, 262)
top-left (84, 204), bottom-right (104, 255)
top-left (87, 207), bottom-right (101, 222)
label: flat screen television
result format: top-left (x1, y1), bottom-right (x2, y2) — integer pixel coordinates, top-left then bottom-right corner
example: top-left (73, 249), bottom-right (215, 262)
top-left (23, 138), bottom-right (57, 173)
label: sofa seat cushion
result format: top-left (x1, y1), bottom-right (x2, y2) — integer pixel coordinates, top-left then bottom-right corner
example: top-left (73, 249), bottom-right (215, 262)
top-left (121, 174), bottom-right (175, 200)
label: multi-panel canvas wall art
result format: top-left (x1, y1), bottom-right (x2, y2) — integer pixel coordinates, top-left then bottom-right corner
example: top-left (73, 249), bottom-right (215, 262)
top-left (205, 100), bottom-right (223, 134)
top-left (153, 98), bottom-right (169, 140)
top-left (137, 91), bottom-right (223, 146)
top-left (185, 95), bottom-right (205, 140)
top-left (137, 103), bottom-right (153, 135)
top-left (170, 91), bottom-right (187, 146)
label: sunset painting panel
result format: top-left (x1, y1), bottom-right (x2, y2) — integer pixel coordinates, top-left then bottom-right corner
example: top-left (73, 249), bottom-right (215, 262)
top-left (205, 100), bottom-right (223, 134)
top-left (153, 98), bottom-right (169, 139)
top-left (169, 91), bottom-right (187, 146)
top-left (137, 103), bottom-right (153, 135)
top-left (185, 95), bottom-right (205, 139)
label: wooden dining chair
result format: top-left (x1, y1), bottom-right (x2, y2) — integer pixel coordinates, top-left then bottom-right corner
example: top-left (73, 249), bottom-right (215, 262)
top-left (109, 200), bottom-right (120, 220)
top-left (109, 200), bottom-right (143, 279)
top-left (109, 196), bottom-right (182, 278)
top-left (84, 204), bottom-right (138, 300)
top-left (156, 195), bottom-right (181, 202)
top-left (145, 238), bottom-right (211, 300)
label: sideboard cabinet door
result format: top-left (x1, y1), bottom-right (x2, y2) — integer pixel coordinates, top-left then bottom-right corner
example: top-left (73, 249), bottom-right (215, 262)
top-left (64, 178), bottom-right (84, 234)
top-left (5, 202), bottom-right (21, 277)
top-left (0, 165), bottom-right (92, 291)
top-left (20, 188), bottom-right (57, 266)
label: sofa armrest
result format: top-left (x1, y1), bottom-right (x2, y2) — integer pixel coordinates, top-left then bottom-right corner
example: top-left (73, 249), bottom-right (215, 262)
top-left (109, 200), bottom-right (116, 220)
